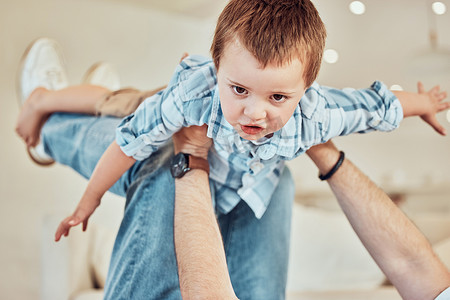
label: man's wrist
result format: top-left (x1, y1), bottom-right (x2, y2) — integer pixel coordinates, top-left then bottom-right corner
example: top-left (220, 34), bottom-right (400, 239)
top-left (306, 141), bottom-right (342, 175)
top-left (318, 151), bottom-right (345, 181)
top-left (173, 148), bottom-right (209, 160)
top-left (170, 152), bottom-right (210, 179)
top-left (177, 168), bottom-right (209, 180)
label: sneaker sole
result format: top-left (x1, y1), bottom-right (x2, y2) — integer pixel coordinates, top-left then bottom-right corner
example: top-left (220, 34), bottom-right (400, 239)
top-left (27, 146), bottom-right (55, 166)
top-left (81, 61), bottom-right (104, 84)
top-left (81, 61), bottom-right (121, 91)
top-left (16, 38), bottom-right (58, 167)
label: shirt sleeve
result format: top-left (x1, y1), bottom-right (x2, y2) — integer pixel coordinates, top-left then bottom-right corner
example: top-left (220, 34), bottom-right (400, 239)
top-left (300, 81), bottom-right (404, 144)
top-left (115, 84), bottom-right (186, 160)
top-left (435, 287), bottom-right (450, 300)
top-left (115, 56), bottom-right (215, 161)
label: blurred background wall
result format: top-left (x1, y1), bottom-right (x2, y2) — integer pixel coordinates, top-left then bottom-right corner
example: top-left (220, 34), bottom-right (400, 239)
top-left (1, 0), bottom-right (449, 299)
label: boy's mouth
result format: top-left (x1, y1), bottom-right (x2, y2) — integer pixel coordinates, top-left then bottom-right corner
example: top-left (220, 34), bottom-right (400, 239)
top-left (240, 124), bottom-right (264, 135)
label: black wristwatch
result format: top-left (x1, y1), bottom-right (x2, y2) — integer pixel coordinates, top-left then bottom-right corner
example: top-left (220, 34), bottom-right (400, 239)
top-left (170, 152), bottom-right (210, 178)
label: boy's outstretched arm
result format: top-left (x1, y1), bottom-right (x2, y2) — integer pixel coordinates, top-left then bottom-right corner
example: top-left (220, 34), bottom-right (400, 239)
top-left (55, 141), bottom-right (136, 241)
top-left (394, 82), bottom-right (449, 135)
top-left (313, 81), bottom-right (449, 146)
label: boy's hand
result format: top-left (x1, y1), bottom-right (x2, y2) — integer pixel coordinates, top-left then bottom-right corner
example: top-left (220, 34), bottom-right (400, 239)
top-left (417, 81), bottom-right (449, 136)
top-left (180, 52), bottom-right (189, 62)
top-left (54, 193), bottom-right (101, 242)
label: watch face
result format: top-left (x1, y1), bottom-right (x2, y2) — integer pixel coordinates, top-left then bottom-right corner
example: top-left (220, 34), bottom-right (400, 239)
top-left (170, 153), bottom-right (189, 178)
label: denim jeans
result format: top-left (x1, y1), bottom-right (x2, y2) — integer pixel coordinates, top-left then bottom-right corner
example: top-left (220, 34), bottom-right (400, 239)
top-left (42, 113), bottom-right (295, 300)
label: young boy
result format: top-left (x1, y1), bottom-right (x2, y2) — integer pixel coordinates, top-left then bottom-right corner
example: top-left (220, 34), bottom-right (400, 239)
top-left (16, 0), bottom-right (449, 240)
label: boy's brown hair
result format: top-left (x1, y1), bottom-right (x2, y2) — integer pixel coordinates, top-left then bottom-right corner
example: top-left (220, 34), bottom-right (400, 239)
top-left (211, 0), bottom-right (326, 87)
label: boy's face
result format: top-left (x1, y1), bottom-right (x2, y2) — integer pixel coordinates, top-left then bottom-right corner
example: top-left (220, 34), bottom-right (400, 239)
top-left (217, 39), bottom-right (307, 141)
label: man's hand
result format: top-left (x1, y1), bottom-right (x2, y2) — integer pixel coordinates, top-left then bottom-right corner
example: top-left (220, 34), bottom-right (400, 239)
top-left (306, 140), bottom-right (342, 176)
top-left (172, 125), bottom-right (212, 159)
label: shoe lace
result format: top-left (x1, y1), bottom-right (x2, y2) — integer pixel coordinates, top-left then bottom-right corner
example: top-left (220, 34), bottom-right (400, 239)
top-left (45, 68), bottom-right (64, 89)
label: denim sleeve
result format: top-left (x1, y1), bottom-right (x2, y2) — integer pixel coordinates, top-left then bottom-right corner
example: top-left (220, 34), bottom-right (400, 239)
top-left (301, 81), bottom-right (404, 144)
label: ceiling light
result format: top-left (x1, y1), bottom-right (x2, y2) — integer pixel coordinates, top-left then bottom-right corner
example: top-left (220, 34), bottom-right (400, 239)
top-left (409, 1), bottom-right (450, 77)
top-left (390, 84), bottom-right (403, 91)
top-left (323, 49), bottom-right (339, 64)
top-left (432, 2), bottom-right (447, 15)
top-left (349, 1), bottom-right (366, 15)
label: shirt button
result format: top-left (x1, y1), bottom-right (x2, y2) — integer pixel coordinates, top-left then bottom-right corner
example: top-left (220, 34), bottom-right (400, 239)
top-left (371, 119), bottom-right (381, 126)
top-left (250, 161), bottom-right (264, 174)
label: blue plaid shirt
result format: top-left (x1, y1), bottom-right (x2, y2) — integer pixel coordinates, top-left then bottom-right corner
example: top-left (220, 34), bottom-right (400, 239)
top-left (116, 55), bottom-right (403, 218)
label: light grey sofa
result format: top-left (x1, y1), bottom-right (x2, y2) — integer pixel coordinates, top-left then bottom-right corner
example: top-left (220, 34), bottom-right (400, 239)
top-left (41, 200), bottom-right (450, 300)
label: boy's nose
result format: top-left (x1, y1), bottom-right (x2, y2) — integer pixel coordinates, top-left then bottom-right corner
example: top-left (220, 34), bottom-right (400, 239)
top-left (243, 99), bottom-right (267, 121)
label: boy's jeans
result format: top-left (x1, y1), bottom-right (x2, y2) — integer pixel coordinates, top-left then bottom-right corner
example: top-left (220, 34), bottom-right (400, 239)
top-left (42, 113), bottom-right (295, 300)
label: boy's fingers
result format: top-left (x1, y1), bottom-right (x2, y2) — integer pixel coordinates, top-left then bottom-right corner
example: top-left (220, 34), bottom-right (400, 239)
top-left (425, 115), bottom-right (446, 136)
top-left (82, 219), bottom-right (89, 232)
top-left (180, 52), bottom-right (189, 62)
top-left (438, 91), bottom-right (448, 101)
top-left (438, 102), bottom-right (450, 112)
top-left (417, 81), bottom-right (425, 93)
top-left (55, 223), bottom-right (68, 241)
top-left (433, 123), bottom-right (446, 136)
top-left (55, 216), bottom-right (81, 241)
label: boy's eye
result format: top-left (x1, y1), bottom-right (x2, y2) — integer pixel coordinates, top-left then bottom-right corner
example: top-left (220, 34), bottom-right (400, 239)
top-left (232, 86), bottom-right (248, 95)
top-left (271, 94), bottom-right (286, 102)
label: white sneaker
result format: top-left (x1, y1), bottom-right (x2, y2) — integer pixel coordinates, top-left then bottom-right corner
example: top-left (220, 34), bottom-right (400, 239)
top-left (17, 37), bottom-right (68, 104)
top-left (82, 61), bottom-right (120, 90)
top-left (17, 37), bottom-right (69, 166)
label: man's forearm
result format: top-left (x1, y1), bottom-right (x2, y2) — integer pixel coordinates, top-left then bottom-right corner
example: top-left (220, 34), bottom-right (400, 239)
top-left (174, 169), bottom-right (237, 299)
top-left (307, 142), bottom-right (450, 300)
top-left (172, 125), bottom-right (236, 298)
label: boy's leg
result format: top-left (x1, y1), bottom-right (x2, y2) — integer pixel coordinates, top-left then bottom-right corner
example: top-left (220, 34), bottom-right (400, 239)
top-left (16, 38), bottom-right (114, 165)
top-left (17, 85), bottom-right (111, 148)
top-left (219, 167), bottom-right (295, 300)
top-left (16, 37), bottom-right (69, 165)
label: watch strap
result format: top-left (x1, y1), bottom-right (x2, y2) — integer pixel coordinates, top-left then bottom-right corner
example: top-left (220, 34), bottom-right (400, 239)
top-left (188, 155), bottom-right (210, 175)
